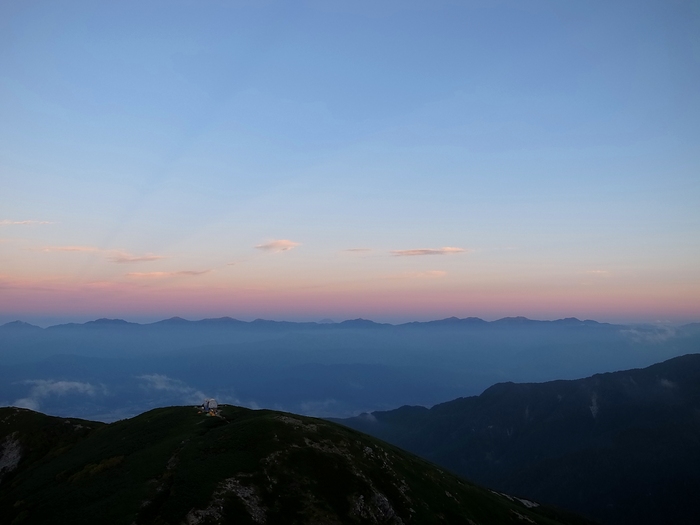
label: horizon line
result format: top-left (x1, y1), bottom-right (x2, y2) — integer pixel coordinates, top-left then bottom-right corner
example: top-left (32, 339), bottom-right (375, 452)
top-left (2, 315), bottom-right (693, 330)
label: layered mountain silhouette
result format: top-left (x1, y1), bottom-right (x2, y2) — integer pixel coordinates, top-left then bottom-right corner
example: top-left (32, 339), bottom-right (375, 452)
top-left (3, 316), bottom-right (697, 421)
top-left (337, 353), bottom-right (700, 525)
top-left (0, 405), bottom-right (590, 525)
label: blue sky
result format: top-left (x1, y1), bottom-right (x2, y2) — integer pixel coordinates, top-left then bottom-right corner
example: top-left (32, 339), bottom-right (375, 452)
top-left (1, 0), bottom-right (699, 325)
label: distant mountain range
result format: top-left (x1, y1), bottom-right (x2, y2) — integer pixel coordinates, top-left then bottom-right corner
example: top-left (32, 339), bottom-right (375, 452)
top-left (337, 354), bottom-right (700, 525)
top-left (0, 405), bottom-right (591, 525)
top-left (0, 315), bottom-right (624, 330)
top-left (2, 316), bottom-right (698, 422)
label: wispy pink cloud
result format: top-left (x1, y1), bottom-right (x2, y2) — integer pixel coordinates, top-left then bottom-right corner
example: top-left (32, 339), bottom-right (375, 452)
top-left (417, 270), bottom-right (447, 278)
top-left (41, 245), bottom-right (101, 253)
top-left (343, 248), bottom-right (372, 253)
top-left (109, 253), bottom-right (165, 263)
top-left (391, 247), bottom-right (466, 256)
top-left (126, 270), bottom-right (211, 278)
top-left (255, 239), bottom-right (301, 252)
top-left (39, 245), bottom-right (165, 263)
top-left (585, 270), bottom-right (610, 276)
top-left (387, 270), bottom-right (448, 280)
top-left (0, 220), bottom-right (53, 226)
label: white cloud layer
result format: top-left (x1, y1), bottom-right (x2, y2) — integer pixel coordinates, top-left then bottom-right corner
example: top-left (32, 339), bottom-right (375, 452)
top-left (137, 374), bottom-right (207, 404)
top-left (13, 380), bottom-right (100, 411)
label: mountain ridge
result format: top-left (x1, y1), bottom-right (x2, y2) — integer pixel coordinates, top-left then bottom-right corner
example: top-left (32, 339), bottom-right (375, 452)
top-left (337, 353), bottom-right (700, 525)
top-left (0, 405), bottom-right (591, 525)
top-left (1, 315), bottom-right (667, 331)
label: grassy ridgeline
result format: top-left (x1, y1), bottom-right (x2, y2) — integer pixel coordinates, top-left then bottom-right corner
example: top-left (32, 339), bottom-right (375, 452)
top-left (0, 405), bottom-right (590, 525)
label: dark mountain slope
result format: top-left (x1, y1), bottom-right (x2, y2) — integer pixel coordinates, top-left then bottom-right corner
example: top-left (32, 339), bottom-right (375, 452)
top-left (337, 353), bottom-right (700, 525)
top-left (0, 409), bottom-right (102, 485)
top-left (0, 406), bottom-right (590, 525)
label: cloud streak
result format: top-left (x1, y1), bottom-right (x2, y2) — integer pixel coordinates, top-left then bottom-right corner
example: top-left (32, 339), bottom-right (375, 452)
top-left (40, 245), bottom-right (166, 264)
top-left (391, 247), bottom-right (465, 256)
top-left (388, 270), bottom-right (448, 280)
top-left (126, 270), bottom-right (211, 278)
top-left (109, 253), bottom-right (166, 264)
top-left (0, 220), bottom-right (52, 226)
top-left (41, 245), bottom-right (101, 253)
top-left (255, 239), bottom-right (301, 252)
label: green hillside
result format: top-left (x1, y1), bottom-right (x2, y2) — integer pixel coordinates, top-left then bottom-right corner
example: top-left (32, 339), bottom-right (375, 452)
top-left (0, 405), bottom-right (590, 525)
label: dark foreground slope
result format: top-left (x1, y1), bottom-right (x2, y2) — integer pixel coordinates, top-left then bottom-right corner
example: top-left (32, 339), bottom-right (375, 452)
top-left (0, 406), bottom-right (590, 525)
top-left (338, 353), bottom-right (700, 525)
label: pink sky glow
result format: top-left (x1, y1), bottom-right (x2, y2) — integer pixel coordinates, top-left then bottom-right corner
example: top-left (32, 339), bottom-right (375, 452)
top-left (2, 276), bottom-right (698, 326)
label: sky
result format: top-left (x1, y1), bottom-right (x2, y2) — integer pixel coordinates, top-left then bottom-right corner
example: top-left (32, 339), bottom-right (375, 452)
top-left (1, 0), bottom-right (699, 326)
